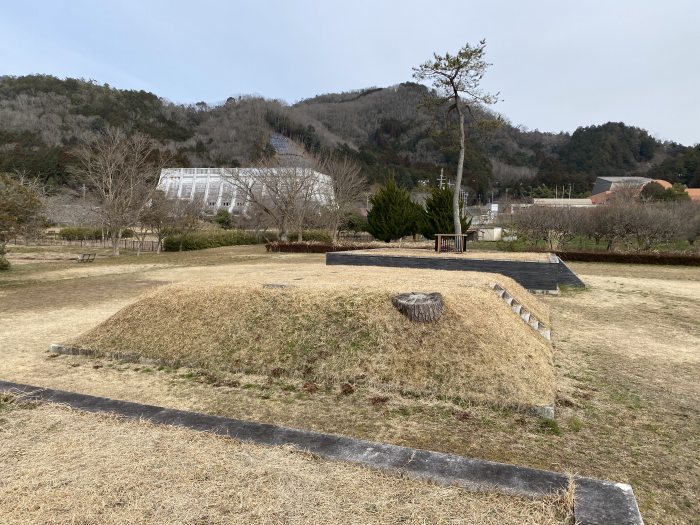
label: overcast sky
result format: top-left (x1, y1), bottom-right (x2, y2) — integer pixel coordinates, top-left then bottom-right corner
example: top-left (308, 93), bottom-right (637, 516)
top-left (2, 1), bottom-right (698, 145)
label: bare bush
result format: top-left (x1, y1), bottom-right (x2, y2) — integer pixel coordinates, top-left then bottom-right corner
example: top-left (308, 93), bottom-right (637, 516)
top-left (512, 206), bottom-right (575, 250)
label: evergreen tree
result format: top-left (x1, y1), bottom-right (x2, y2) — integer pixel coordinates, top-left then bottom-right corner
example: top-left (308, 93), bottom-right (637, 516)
top-left (420, 186), bottom-right (471, 240)
top-left (367, 178), bottom-right (420, 242)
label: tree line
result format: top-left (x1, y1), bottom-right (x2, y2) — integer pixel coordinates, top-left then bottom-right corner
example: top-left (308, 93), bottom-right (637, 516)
top-left (511, 201), bottom-right (699, 252)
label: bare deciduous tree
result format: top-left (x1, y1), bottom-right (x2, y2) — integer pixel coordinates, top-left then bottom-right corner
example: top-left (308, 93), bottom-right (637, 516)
top-left (140, 190), bottom-right (173, 254)
top-left (318, 153), bottom-right (366, 242)
top-left (512, 206), bottom-right (575, 250)
top-left (0, 173), bottom-right (43, 268)
top-left (70, 129), bottom-right (167, 256)
top-left (224, 158), bottom-right (327, 242)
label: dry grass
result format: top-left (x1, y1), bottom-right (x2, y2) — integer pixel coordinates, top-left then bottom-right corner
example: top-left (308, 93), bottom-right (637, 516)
top-left (69, 265), bottom-right (553, 408)
top-left (0, 402), bottom-right (573, 525)
top-left (2, 247), bottom-right (698, 524)
top-left (350, 248), bottom-right (551, 262)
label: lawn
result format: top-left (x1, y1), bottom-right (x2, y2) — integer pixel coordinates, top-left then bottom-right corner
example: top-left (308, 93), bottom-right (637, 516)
top-left (0, 246), bottom-right (698, 524)
top-left (0, 398), bottom-right (572, 525)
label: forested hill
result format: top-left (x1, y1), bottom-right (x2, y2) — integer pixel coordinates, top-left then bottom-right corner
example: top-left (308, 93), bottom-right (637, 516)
top-left (0, 74), bottom-right (697, 200)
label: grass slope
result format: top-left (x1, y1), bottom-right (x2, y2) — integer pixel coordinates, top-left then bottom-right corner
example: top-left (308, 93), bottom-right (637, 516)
top-left (70, 265), bottom-right (553, 408)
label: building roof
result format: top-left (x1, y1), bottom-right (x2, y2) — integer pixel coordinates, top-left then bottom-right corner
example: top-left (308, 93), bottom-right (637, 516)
top-left (687, 188), bottom-right (700, 202)
top-left (533, 198), bottom-right (594, 207)
top-left (651, 179), bottom-right (673, 189)
top-left (595, 176), bottom-right (651, 183)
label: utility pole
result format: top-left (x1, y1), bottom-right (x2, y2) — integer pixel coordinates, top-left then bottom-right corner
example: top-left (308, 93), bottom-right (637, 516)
top-left (438, 168), bottom-right (445, 189)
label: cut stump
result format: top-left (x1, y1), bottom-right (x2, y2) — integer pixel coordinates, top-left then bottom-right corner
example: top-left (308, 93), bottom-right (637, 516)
top-left (392, 292), bottom-right (444, 323)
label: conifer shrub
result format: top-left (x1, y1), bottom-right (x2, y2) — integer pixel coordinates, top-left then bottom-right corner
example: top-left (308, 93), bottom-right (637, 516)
top-left (367, 178), bottom-right (424, 242)
top-left (420, 186), bottom-right (471, 240)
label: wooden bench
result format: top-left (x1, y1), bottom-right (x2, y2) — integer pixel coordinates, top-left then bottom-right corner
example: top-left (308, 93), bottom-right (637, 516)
top-left (77, 253), bottom-right (96, 263)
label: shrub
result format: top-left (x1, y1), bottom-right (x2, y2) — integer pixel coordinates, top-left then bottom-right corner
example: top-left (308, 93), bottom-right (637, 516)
top-left (163, 229), bottom-right (258, 251)
top-left (345, 212), bottom-right (368, 233)
top-left (58, 227), bottom-right (103, 241)
top-left (213, 209), bottom-right (233, 229)
top-left (0, 257), bottom-right (10, 271)
top-left (265, 242), bottom-right (375, 253)
top-left (288, 229), bottom-right (332, 242)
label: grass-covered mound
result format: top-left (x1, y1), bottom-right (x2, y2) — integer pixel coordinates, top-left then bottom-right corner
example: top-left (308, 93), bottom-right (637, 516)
top-left (69, 265), bottom-right (554, 408)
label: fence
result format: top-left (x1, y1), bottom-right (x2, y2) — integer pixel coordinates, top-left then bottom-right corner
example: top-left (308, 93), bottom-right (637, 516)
top-left (11, 236), bottom-right (160, 252)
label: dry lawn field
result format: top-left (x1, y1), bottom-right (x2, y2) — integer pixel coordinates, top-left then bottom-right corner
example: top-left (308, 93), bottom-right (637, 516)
top-left (0, 399), bottom-right (573, 525)
top-left (1, 245), bottom-right (698, 524)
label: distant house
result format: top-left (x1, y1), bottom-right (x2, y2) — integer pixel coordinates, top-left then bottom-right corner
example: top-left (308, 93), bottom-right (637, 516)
top-left (687, 188), bottom-right (700, 202)
top-left (590, 176), bottom-right (677, 204)
top-left (532, 198), bottom-right (594, 208)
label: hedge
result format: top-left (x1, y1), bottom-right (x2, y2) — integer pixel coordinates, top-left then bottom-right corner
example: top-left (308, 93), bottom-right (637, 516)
top-left (266, 242), bottom-right (375, 253)
top-left (58, 227), bottom-right (134, 240)
top-left (287, 230), bottom-right (333, 242)
top-left (164, 230), bottom-right (259, 251)
top-left (554, 250), bottom-right (700, 266)
top-left (58, 227), bottom-right (103, 241)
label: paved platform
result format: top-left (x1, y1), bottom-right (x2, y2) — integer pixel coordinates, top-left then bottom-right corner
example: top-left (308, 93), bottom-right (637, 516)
top-left (326, 251), bottom-right (585, 292)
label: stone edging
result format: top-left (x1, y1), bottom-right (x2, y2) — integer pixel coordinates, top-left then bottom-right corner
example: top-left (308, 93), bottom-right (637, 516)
top-left (0, 380), bottom-right (642, 525)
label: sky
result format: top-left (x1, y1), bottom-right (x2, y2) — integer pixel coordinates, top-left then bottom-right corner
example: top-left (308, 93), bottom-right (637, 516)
top-left (2, 0), bottom-right (699, 145)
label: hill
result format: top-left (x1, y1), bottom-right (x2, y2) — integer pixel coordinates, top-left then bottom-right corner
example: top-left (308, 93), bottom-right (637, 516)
top-left (67, 264), bottom-right (555, 409)
top-left (0, 74), bottom-right (697, 198)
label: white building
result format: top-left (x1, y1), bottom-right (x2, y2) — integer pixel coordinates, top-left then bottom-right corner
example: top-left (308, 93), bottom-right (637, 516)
top-left (157, 167), bottom-right (332, 215)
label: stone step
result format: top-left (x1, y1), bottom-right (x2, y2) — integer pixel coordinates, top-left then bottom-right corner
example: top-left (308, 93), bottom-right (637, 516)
top-left (492, 283), bottom-right (551, 342)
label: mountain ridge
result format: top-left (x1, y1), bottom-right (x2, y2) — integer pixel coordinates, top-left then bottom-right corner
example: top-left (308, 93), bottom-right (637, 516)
top-left (0, 74), bottom-right (697, 199)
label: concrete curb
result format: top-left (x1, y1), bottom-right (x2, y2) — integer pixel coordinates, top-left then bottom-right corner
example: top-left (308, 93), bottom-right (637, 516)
top-left (0, 380), bottom-right (642, 525)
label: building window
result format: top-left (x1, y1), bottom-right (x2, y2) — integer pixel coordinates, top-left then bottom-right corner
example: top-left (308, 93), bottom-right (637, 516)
top-left (222, 202), bottom-right (230, 206)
